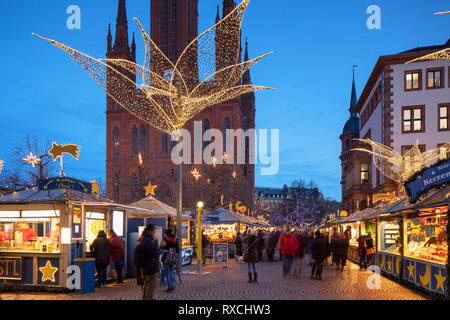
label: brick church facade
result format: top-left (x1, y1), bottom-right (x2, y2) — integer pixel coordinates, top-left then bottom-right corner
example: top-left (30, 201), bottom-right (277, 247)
top-left (105, 0), bottom-right (256, 213)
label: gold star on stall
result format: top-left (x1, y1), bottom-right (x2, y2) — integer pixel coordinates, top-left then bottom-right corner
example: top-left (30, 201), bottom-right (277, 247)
top-left (434, 269), bottom-right (446, 293)
top-left (144, 181), bottom-right (157, 196)
top-left (407, 263), bottom-right (415, 280)
top-left (387, 260), bottom-right (392, 272)
top-left (39, 261), bottom-right (58, 282)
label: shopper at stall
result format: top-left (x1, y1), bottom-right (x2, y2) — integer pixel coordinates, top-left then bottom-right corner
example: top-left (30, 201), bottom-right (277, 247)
top-left (234, 232), bottom-right (243, 257)
top-left (257, 230), bottom-right (265, 260)
top-left (333, 232), bottom-right (349, 272)
top-left (201, 232), bottom-right (209, 265)
top-left (107, 229), bottom-right (125, 284)
top-left (357, 234), bottom-right (367, 269)
top-left (279, 229), bottom-right (298, 277)
top-left (311, 230), bottom-right (329, 280)
top-left (160, 229), bottom-right (179, 292)
top-left (133, 224), bottom-right (159, 300)
top-left (365, 232), bottom-right (375, 267)
top-left (90, 230), bottom-right (112, 288)
top-left (243, 229), bottom-right (259, 283)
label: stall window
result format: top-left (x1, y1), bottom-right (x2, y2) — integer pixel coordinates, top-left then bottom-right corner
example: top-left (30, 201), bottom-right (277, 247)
top-left (85, 212), bottom-right (106, 251)
top-left (379, 219), bottom-right (401, 253)
top-left (0, 210), bottom-right (61, 253)
top-left (405, 211), bottom-right (448, 264)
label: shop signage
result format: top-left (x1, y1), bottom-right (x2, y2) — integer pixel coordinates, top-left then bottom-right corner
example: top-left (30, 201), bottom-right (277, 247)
top-left (72, 207), bottom-right (82, 239)
top-left (0, 257), bottom-right (22, 280)
top-left (38, 177), bottom-right (92, 193)
top-left (213, 243), bottom-right (229, 264)
top-left (405, 159), bottom-right (450, 202)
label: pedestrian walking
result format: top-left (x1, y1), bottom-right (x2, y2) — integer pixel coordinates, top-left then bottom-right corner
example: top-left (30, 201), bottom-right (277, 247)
top-left (90, 230), bottom-right (112, 288)
top-left (257, 230), bottom-right (265, 260)
top-left (107, 229), bottom-right (125, 283)
top-left (243, 229), bottom-right (259, 283)
top-left (234, 232), bottom-right (243, 257)
top-left (293, 231), bottom-right (305, 275)
top-left (263, 231), bottom-right (271, 261)
top-left (365, 232), bottom-right (375, 267)
top-left (310, 230), bottom-right (328, 280)
top-left (133, 224), bottom-right (159, 300)
top-left (279, 229), bottom-right (298, 277)
top-left (160, 229), bottom-right (179, 292)
top-left (333, 233), bottom-right (349, 272)
top-left (273, 228), bottom-right (282, 261)
top-left (330, 232), bottom-right (337, 267)
top-left (202, 232), bottom-right (209, 265)
top-left (305, 231), bottom-right (314, 266)
top-left (357, 234), bottom-right (367, 269)
top-left (267, 231), bottom-right (277, 261)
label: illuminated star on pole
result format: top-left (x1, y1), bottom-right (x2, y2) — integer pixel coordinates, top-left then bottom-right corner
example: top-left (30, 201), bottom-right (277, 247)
top-left (144, 181), bottom-right (157, 196)
top-left (191, 168), bottom-right (201, 181)
top-left (23, 152), bottom-right (41, 167)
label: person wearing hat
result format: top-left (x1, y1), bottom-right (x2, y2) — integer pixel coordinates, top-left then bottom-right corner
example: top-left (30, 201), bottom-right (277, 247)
top-left (133, 224), bottom-right (159, 300)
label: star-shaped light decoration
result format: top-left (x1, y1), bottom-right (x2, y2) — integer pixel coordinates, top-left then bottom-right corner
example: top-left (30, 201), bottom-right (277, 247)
top-left (39, 260), bottom-right (58, 282)
top-left (353, 139), bottom-right (450, 185)
top-left (33, 0), bottom-right (273, 136)
top-left (222, 153), bottom-right (228, 163)
top-left (191, 168), bottom-right (201, 181)
top-left (144, 181), bottom-right (157, 196)
top-left (23, 152), bottom-right (41, 167)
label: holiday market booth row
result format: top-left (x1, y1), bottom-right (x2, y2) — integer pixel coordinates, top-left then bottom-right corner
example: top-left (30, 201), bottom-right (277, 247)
top-left (0, 178), bottom-right (157, 291)
top-left (315, 185), bottom-right (449, 296)
top-left (195, 208), bottom-right (272, 257)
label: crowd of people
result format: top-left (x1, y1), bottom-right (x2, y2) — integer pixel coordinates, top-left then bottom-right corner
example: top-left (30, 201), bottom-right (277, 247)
top-left (235, 228), bottom-right (376, 283)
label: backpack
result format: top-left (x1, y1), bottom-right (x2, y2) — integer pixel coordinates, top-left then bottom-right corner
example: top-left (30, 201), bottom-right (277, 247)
top-left (163, 248), bottom-right (177, 266)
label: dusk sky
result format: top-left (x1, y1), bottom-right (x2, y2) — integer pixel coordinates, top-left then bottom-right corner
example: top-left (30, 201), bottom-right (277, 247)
top-left (0, 0), bottom-right (449, 201)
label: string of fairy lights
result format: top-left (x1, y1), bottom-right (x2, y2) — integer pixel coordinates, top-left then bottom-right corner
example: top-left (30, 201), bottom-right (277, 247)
top-left (33, 0), bottom-right (273, 136)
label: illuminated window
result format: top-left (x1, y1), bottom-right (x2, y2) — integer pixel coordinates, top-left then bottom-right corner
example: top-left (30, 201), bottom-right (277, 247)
top-left (360, 163), bottom-right (369, 185)
top-left (439, 105), bottom-right (449, 131)
top-left (113, 128), bottom-right (120, 159)
top-left (405, 70), bottom-right (421, 90)
top-left (402, 106), bottom-right (424, 133)
top-left (427, 68), bottom-right (444, 89)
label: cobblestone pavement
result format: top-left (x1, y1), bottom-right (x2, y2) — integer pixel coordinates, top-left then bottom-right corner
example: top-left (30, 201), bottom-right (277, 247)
top-left (0, 258), bottom-right (427, 300)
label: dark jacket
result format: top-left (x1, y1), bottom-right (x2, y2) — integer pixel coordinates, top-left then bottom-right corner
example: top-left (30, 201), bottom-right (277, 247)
top-left (333, 238), bottom-right (349, 257)
top-left (133, 234), bottom-right (159, 275)
top-left (90, 235), bottom-right (112, 266)
top-left (235, 236), bottom-right (243, 248)
top-left (365, 237), bottom-right (375, 251)
top-left (357, 236), bottom-right (366, 258)
top-left (310, 236), bottom-right (329, 260)
top-left (110, 235), bottom-right (125, 263)
top-left (295, 235), bottom-right (305, 258)
top-left (243, 234), bottom-right (259, 263)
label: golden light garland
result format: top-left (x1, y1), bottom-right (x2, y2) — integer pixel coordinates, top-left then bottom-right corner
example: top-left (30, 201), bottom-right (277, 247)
top-left (352, 139), bottom-right (450, 184)
top-left (406, 48), bottom-right (450, 64)
top-left (23, 152), bottom-right (41, 167)
top-left (33, 0), bottom-right (273, 136)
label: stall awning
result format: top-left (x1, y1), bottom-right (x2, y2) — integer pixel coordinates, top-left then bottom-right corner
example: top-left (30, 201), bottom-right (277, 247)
top-left (129, 195), bottom-right (190, 219)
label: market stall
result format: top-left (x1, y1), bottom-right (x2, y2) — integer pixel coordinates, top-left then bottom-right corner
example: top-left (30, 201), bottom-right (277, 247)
top-left (0, 177), bottom-right (139, 289)
top-left (128, 195), bottom-right (194, 270)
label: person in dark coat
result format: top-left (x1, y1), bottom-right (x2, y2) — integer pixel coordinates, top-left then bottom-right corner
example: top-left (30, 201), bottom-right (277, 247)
top-left (243, 229), bottom-right (259, 283)
top-left (107, 229), bottom-right (125, 283)
top-left (333, 233), bottom-right (349, 272)
top-left (293, 231), bottom-right (305, 275)
top-left (268, 231), bottom-right (278, 261)
top-left (133, 224), bottom-right (159, 300)
top-left (201, 232), bottom-right (209, 265)
top-left (310, 230), bottom-right (329, 280)
top-left (90, 230), bottom-right (112, 288)
top-left (357, 234), bottom-right (367, 269)
top-left (257, 230), bottom-right (265, 260)
top-left (235, 233), bottom-right (243, 257)
top-left (160, 229), bottom-right (179, 292)
top-left (365, 232), bottom-right (375, 267)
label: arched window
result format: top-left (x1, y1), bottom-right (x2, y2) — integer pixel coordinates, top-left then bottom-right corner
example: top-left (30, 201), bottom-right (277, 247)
top-left (113, 128), bottom-right (120, 159)
top-left (132, 126), bottom-right (138, 155)
top-left (162, 133), bottom-right (168, 153)
top-left (140, 125), bottom-right (146, 156)
top-left (224, 117), bottom-right (230, 150)
top-left (203, 119), bottom-right (210, 150)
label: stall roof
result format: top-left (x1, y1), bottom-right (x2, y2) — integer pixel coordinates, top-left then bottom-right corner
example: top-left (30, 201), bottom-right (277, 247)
top-left (129, 195), bottom-right (190, 219)
top-left (201, 208), bottom-right (272, 227)
top-left (0, 187), bottom-right (157, 215)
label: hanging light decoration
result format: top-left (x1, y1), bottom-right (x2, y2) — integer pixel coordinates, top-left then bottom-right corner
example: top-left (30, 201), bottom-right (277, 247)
top-left (23, 152), bottom-right (41, 167)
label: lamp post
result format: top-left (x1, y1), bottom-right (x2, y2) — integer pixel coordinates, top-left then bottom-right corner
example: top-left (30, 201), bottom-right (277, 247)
top-left (197, 201), bottom-right (204, 274)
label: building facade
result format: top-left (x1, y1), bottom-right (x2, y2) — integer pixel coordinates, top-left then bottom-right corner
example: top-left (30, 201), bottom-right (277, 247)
top-left (105, 0), bottom-right (256, 212)
top-left (341, 39), bottom-right (450, 214)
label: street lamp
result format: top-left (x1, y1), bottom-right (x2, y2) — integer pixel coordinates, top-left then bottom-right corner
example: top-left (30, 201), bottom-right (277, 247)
top-left (197, 201), bottom-right (204, 274)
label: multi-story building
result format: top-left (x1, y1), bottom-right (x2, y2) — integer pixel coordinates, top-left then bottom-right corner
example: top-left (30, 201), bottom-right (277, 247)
top-left (341, 39), bottom-right (450, 214)
top-left (106, 0), bottom-right (256, 212)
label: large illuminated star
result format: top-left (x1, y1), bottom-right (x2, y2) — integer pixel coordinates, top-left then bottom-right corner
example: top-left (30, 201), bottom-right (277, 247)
top-left (23, 152), bottom-right (41, 167)
top-left (144, 181), bottom-right (157, 196)
top-left (39, 261), bottom-right (58, 282)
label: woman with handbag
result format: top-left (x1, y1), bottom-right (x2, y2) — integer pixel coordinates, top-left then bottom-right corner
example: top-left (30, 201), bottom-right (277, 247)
top-left (365, 232), bottom-right (375, 267)
top-left (357, 234), bottom-right (367, 269)
top-left (243, 229), bottom-right (259, 283)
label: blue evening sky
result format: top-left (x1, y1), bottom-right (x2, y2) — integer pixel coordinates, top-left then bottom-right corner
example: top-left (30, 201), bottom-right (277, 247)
top-left (0, 0), bottom-right (448, 201)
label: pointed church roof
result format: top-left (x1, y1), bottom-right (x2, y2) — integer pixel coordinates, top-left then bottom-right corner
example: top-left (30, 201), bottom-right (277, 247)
top-left (242, 38), bottom-right (251, 85)
top-left (113, 0), bottom-right (130, 53)
top-left (342, 69), bottom-right (359, 135)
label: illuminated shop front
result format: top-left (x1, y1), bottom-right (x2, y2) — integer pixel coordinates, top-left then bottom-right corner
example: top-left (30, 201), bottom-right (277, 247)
top-left (0, 178), bottom-right (135, 289)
